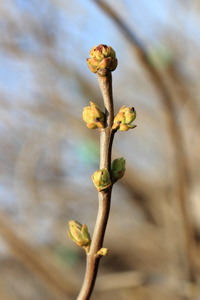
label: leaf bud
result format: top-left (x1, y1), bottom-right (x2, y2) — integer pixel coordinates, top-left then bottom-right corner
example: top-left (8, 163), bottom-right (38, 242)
top-left (91, 168), bottom-right (111, 192)
top-left (68, 220), bottom-right (91, 253)
top-left (111, 157), bottom-right (126, 182)
top-left (96, 248), bottom-right (108, 257)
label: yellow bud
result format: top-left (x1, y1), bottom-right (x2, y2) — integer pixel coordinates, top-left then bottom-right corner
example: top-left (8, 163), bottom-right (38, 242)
top-left (91, 168), bottom-right (111, 192)
top-left (96, 248), bottom-right (108, 257)
top-left (68, 220), bottom-right (91, 253)
top-left (82, 102), bottom-right (105, 129)
top-left (86, 44), bottom-right (118, 75)
top-left (112, 106), bottom-right (136, 131)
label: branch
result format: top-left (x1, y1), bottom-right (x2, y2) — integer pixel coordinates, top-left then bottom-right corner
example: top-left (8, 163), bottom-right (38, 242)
top-left (69, 44), bottom-right (136, 299)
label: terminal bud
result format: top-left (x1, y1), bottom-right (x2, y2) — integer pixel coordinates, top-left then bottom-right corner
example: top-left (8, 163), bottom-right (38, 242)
top-left (87, 44), bottom-right (118, 76)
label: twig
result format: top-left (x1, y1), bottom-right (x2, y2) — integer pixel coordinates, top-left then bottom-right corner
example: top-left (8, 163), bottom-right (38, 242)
top-left (77, 71), bottom-right (114, 300)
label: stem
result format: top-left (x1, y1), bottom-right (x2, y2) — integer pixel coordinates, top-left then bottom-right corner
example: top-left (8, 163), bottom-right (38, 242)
top-left (76, 71), bottom-right (115, 300)
top-left (98, 72), bottom-right (115, 171)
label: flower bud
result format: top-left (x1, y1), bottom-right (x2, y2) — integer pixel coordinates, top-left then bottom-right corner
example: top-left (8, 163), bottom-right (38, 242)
top-left (68, 220), bottom-right (91, 253)
top-left (91, 168), bottom-right (111, 192)
top-left (112, 106), bottom-right (136, 131)
top-left (111, 157), bottom-right (126, 182)
top-left (86, 44), bottom-right (118, 75)
top-left (82, 101), bottom-right (105, 129)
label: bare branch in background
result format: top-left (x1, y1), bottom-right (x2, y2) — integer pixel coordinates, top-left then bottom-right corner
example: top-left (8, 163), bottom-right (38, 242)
top-left (0, 213), bottom-right (78, 300)
top-left (95, 0), bottom-right (198, 283)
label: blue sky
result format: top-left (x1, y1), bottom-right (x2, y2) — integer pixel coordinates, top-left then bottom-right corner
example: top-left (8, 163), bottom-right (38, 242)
top-left (0, 0), bottom-right (182, 96)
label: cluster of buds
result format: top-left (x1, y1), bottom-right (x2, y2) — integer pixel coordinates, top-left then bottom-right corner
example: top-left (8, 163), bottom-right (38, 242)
top-left (111, 157), bottom-right (126, 183)
top-left (82, 101), bottom-right (105, 129)
top-left (68, 45), bottom-right (138, 259)
top-left (68, 220), bottom-right (91, 253)
top-left (86, 44), bottom-right (118, 76)
top-left (112, 106), bottom-right (136, 131)
top-left (91, 168), bottom-right (111, 192)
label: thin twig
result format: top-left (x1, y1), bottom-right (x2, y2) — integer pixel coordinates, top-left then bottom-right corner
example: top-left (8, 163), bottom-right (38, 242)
top-left (77, 71), bottom-right (115, 300)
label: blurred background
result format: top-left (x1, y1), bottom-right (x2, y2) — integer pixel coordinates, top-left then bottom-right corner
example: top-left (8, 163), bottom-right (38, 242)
top-left (0, 0), bottom-right (200, 299)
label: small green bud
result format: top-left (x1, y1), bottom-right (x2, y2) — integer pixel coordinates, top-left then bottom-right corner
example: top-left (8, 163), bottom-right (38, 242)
top-left (86, 44), bottom-right (118, 75)
top-left (68, 220), bottom-right (91, 253)
top-left (111, 157), bottom-right (126, 182)
top-left (112, 106), bottom-right (136, 131)
top-left (96, 248), bottom-right (108, 257)
top-left (91, 168), bottom-right (111, 192)
top-left (82, 101), bottom-right (105, 129)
